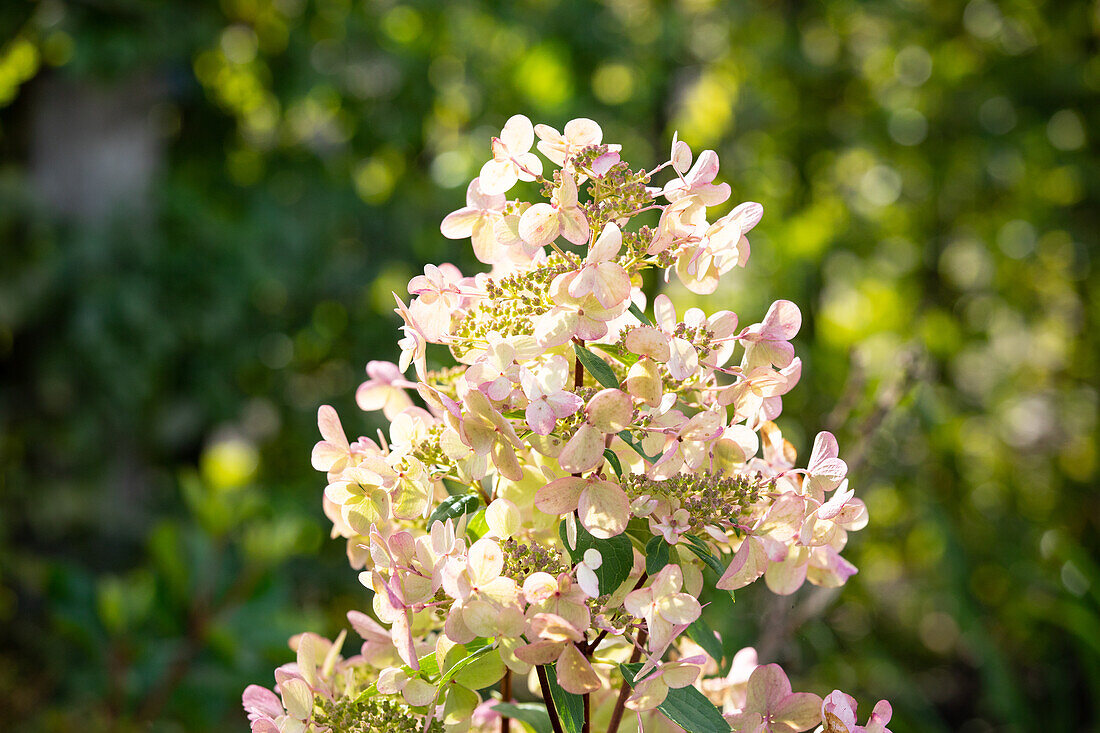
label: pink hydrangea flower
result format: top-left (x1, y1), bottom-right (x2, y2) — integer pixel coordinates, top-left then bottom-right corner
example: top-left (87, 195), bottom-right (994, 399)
top-left (821, 690), bottom-right (893, 733)
top-left (479, 114), bottom-right (543, 195)
top-left (727, 664), bottom-right (822, 733)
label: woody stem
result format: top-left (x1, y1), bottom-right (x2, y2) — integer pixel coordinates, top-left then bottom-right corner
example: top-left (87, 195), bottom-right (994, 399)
top-left (500, 670), bottom-right (511, 733)
top-left (606, 628), bottom-right (647, 733)
top-left (536, 665), bottom-right (567, 733)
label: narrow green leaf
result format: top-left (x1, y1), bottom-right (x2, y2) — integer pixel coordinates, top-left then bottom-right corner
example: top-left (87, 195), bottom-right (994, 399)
top-left (572, 342), bottom-right (620, 389)
top-left (603, 449), bottom-right (623, 477)
top-left (493, 703), bottom-right (553, 733)
top-left (629, 302), bottom-right (654, 327)
top-left (684, 534), bottom-right (727, 577)
top-left (429, 493), bottom-right (480, 526)
top-left (645, 535), bottom-right (669, 575)
top-left (620, 663), bottom-right (731, 732)
top-left (686, 615), bottom-right (724, 667)
top-left (558, 520), bottom-right (633, 595)
top-left (437, 644), bottom-right (493, 689)
top-left (617, 430), bottom-right (659, 463)
top-left (544, 664), bottom-right (585, 733)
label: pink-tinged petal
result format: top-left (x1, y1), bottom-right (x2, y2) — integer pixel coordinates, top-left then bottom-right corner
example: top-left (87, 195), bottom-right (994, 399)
top-left (663, 663), bottom-right (702, 689)
top-left (625, 358), bottom-right (663, 407)
top-left (716, 537), bottom-right (767, 591)
top-left (547, 391), bottom-right (584, 419)
top-left (651, 564), bottom-right (684, 597)
top-left (586, 388), bottom-right (632, 432)
top-left (557, 644), bottom-right (601, 694)
top-left (579, 481), bottom-right (630, 538)
top-left (311, 442), bottom-right (345, 472)
top-left (625, 326), bottom-right (671, 362)
top-left (556, 172), bottom-right (579, 207)
top-left (280, 677), bottom-right (313, 720)
top-left (658, 594), bottom-right (701, 625)
top-left (534, 477), bottom-right (585, 515)
top-left (681, 410), bottom-right (724, 440)
top-left (514, 639), bottom-right (565, 665)
top-left (479, 158), bottom-right (518, 196)
top-left (761, 300), bottom-right (802, 340)
top-left (515, 152), bottom-right (543, 179)
top-left (591, 263), bottom-right (631, 309)
top-left (567, 268), bottom-right (598, 300)
top-left (744, 664), bottom-right (793, 714)
top-left (697, 181), bottom-right (732, 206)
top-left (471, 217), bottom-right (500, 263)
top-left (731, 201), bottom-right (764, 233)
top-left (589, 222), bottom-right (622, 263)
top-left (688, 149), bottom-right (720, 184)
top-left (764, 547), bottom-right (809, 596)
top-left (574, 313), bottom-right (610, 341)
top-left (500, 114), bottom-right (534, 152)
top-left (576, 562), bottom-right (600, 597)
top-left (251, 720), bottom-right (280, 733)
top-left (534, 307), bottom-right (578, 348)
top-left (467, 177), bottom-right (505, 209)
top-left (652, 294), bottom-right (677, 330)
top-left (559, 423), bottom-right (606, 473)
top-left (526, 399), bottom-right (557, 436)
top-left (440, 207), bottom-right (481, 239)
top-left (591, 149), bottom-right (620, 176)
top-left (865, 700), bottom-right (893, 733)
top-left (774, 692), bottom-right (826, 731)
top-left (564, 117), bottom-right (602, 147)
top-left (560, 207), bottom-right (590, 245)
top-left (818, 485), bottom-right (855, 520)
top-left (519, 203), bottom-right (561, 247)
top-left (822, 691), bottom-right (859, 730)
top-left (808, 431), bottom-right (838, 463)
top-left (836, 497), bottom-right (868, 530)
top-left (667, 337), bottom-right (700, 380)
top-left (492, 440), bottom-right (524, 481)
top-left (317, 405), bottom-right (348, 451)
top-left (243, 685), bottom-right (284, 719)
top-left (810, 546), bottom-right (859, 587)
top-left (534, 122), bottom-right (562, 140)
top-left (671, 134), bottom-right (692, 174)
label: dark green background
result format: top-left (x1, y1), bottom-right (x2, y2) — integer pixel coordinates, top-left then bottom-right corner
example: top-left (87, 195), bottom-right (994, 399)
top-left (0, 0), bottom-right (1096, 730)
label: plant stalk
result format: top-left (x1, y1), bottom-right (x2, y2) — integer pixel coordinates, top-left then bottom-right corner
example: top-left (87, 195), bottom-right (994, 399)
top-left (500, 669), bottom-right (511, 733)
top-left (606, 629), bottom-right (647, 733)
top-left (536, 665), bottom-right (567, 733)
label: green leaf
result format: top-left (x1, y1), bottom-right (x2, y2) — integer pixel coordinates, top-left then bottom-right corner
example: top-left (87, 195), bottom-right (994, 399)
top-left (436, 644), bottom-right (493, 694)
top-left (629, 302), bottom-right (654, 327)
top-left (429, 493), bottom-right (480, 526)
top-left (645, 535), bottom-right (669, 575)
top-left (620, 663), bottom-right (731, 732)
top-left (558, 520), bottom-right (633, 595)
top-left (573, 342), bottom-right (620, 389)
top-left (603, 449), bottom-right (623, 477)
top-left (465, 509), bottom-right (489, 539)
top-left (684, 534), bottom-right (727, 577)
top-left (686, 615), bottom-right (724, 667)
top-left (544, 664), bottom-right (585, 733)
top-left (493, 703), bottom-right (553, 733)
top-left (453, 649), bottom-right (505, 689)
top-left (617, 430), bottom-right (659, 463)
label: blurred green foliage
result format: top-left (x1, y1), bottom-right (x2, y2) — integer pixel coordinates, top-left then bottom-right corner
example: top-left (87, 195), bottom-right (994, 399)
top-left (0, 0), bottom-right (1096, 730)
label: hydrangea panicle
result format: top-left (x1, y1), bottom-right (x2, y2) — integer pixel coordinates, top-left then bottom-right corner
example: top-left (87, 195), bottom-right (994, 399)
top-left (244, 114), bottom-right (893, 733)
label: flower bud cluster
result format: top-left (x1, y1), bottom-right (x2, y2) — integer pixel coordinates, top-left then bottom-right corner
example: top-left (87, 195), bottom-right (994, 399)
top-left (244, 115), bottom-right (889, 733)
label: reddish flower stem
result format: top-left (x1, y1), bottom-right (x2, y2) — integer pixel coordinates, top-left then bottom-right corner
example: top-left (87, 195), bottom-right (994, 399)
top-left (536, 664), bottom-right (567, 733)
top-left (606, 628), bottom-right (647, 733)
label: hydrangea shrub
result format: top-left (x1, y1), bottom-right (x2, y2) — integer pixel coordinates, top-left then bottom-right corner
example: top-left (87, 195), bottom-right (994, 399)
top-left (243, 115), bottom-right (893, 733)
